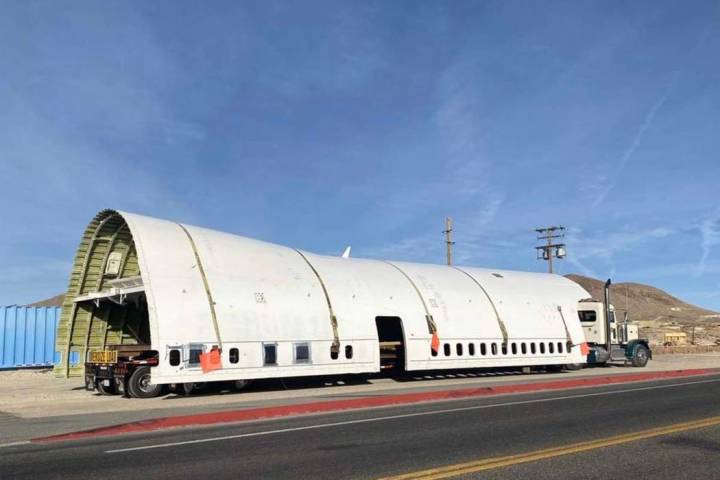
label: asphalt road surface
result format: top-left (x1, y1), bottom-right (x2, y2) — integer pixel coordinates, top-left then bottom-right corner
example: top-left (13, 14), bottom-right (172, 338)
top-left (2, 374), bottom-right (720, 480)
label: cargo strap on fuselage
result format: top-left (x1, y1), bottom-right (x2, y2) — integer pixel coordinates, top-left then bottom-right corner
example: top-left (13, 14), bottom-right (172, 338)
top-left (556, 305), bottom-right (574, 346)
top-left (453, 267), bottom-right (509, 345)
top-left (295, 250), bottom-right (340, 353)
top-left (383, 261), bottom-right (438, 341)
top-left (179, 223), bottom-right (223, 352)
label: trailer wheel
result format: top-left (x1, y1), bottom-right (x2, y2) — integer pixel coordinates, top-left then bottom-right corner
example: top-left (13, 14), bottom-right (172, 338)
top-left (631, 344), bottom-right (649, 367)
top-left (96, 380), bottom-right (117, 396)
top-left (233, 379), bottom-right (251, 391)
top-left (128, 366), bottom-right (164, 398)
top-left (179, 382), bottom-right (207, 395)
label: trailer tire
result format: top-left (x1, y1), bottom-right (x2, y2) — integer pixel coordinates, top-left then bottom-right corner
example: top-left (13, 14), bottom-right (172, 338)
top-left (180, 382), bottom-right (207, 395)
top-left (631, 344), bottom-right (650, 367)
top-left (233, 379), bottom-right (251, 391)
top-left (96, 380), bottom-right (117, 396)
top-left (127, 366), bottom-right (164, 398)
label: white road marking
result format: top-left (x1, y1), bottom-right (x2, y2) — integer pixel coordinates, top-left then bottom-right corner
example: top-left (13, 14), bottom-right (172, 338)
top-left (105, 377), bottom-right (720, 454)
top-left (0, 440), bottom-right (31, 449)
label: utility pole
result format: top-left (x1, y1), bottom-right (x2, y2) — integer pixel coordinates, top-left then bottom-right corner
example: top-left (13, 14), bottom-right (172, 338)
top-left (443, 217), bottom-right (455, 266)
top-left (535, 226), bottom-right (566, 274)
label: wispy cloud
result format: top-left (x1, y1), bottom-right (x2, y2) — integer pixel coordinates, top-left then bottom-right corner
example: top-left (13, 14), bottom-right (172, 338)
top-left (698, 209), bottom-right (720, 274)
top-left (361, 57), bottom-right (505, 265)
top-left (592, 82), bottom-right (674, 207)
top-left (565, 226), bottom-right (676, 278)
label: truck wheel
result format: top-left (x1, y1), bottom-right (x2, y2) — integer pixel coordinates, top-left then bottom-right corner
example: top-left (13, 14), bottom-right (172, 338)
top-left (631, 345), bottom-right (649, 367)
top-left (128, 366), bottom-right (164, 398)
top-left (564, 363), bottom-right (584, 371)
top-left (96, 380), bottom-right (117, 396)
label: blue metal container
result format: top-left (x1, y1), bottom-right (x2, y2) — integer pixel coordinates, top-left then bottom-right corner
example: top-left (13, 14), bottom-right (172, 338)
top-left (0, 306), bottom-right (60, 369)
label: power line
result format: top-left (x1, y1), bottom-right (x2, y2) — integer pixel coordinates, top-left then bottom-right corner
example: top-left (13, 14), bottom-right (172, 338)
top-left (535, 225), bottom-right (566, 274)
top-left (443, 217), bottom-right (455, 266)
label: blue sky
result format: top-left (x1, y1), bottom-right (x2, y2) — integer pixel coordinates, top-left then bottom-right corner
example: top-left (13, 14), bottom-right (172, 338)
top-left (1, 1), bottom-right (719, 310)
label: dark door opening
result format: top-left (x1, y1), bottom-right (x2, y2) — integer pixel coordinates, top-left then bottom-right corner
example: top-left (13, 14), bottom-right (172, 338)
top-left (375, 316), bottom-right (405, 372)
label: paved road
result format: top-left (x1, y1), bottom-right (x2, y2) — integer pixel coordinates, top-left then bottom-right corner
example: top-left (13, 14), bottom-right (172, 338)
top-left (2, 374), bottom-right (720, 479)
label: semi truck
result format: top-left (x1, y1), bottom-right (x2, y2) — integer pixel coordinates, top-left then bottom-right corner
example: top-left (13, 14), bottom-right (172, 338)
top-left (577, 279), bottom-right (652, 367)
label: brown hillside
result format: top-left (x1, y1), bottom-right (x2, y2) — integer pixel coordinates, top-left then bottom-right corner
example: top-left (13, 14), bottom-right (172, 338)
top-left (565, 274), bottom-right (718, 325)
top-left (27, 294), bottom-right (65, 307)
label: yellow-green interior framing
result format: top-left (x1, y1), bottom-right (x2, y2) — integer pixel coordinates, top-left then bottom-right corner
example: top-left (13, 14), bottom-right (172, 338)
top-left (54, 210), bottom-right (148, 378)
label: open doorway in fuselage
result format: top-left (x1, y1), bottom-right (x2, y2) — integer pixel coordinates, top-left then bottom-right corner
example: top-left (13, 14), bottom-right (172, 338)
top-left (375, 316), bottom-right (406, 372)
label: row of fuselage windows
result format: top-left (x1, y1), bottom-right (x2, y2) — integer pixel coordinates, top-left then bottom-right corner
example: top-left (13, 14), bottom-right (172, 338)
top-left (169, 343), bottom-right (354, 367)
top-left (432, 341), bottom-right (570, 358)
top-left (170, 340), bottom-right (569, 367)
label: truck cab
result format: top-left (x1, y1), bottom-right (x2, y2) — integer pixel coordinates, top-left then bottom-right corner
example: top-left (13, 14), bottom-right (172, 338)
top-left (577, 279), bottom-right (651, 367)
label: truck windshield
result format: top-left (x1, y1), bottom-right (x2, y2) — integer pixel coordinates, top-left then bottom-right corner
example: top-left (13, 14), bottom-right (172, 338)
top-left (578, 310), bottom-right (596, 322)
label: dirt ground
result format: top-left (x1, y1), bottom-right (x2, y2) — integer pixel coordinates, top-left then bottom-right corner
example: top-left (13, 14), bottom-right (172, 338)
top-left (2, 353), bottom-right (719, 420)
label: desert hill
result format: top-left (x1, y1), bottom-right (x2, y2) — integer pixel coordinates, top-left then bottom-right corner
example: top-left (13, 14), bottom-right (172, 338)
top-left (566, 274), bottom-right (720, 346)
top-left (27, 294), bottom-right (65, 307)
top-left (565, 274), bottom-right (718, 324)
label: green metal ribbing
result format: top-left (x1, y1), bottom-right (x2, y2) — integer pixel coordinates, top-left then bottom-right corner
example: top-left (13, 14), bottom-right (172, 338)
top-left (81, 223), bottom-right (128, 358)
top-left (54, 210), bottom-right (142, 378)
top-left (56, 211), bottom-right (117, 377)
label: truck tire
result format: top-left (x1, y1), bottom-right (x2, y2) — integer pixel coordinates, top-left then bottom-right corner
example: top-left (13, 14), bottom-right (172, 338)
top-left (631, 344), bottom-right (650, 367)
top-left (127, 366), bottom-right (164, 398)
top-left (564, 363), bottom-right (584, 371)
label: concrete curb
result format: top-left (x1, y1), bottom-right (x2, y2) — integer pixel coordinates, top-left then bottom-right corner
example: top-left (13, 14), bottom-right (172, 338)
top-left (33, 368), bottom-right (719, 443)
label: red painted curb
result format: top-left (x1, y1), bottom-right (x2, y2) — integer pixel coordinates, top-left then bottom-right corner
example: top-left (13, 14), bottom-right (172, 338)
top-left (33, 368), bottom-right (719, 443)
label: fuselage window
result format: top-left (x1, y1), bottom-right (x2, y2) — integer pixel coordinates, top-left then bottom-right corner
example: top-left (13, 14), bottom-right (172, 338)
top-left (501, 343), bottom-right (508, 355)
top-left (521, 343), bottom-right (527, 354)
top-left (444, 343), bottom-right (451, 357)
top-left (549, 342), bottom-right (555, 354)
top-left (491, 343), bottom-right (498, 355)
top-left (539, 343), bottom-right (546, 354)
top-left (468, 343), bottom-right (476, 356)
top-left (558, 342), bottom-right (564, 354)
top-left (480, 343), bottom-right (487, 355)
top-left (456, 343), bottom-right (463, 356)
top-left (294, 343), bottom-right (310, 364)
top-left (511, 343), bottom-right (517, 355)
top-left (229, 348), bottom-right (239, 364)
top-left (169, 349), bottom-right (180, 366)
top-left (530, 342), bottom-right (536, 354)
top-left (330, 348), bottom-right (339, 360)
top-left (345, 345), bottom-right (353, 359)
top-left (264, 343), bottom-right (278, 365)
top-left (189, 348), bottom-right (203, 365)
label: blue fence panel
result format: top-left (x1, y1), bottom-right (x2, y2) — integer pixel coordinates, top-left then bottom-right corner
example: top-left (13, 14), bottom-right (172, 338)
top-left (0, 306), bottom-right (60, 368)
